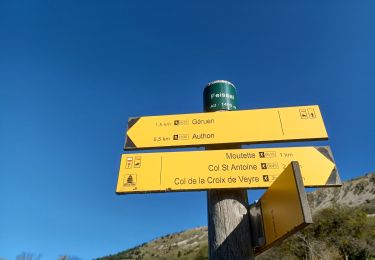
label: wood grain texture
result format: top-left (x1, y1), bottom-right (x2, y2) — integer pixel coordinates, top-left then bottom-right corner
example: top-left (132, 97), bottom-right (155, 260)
top-left (206, 143), bottom-right (254, 259)
top-left (207, 188), bottom-right (254, 259)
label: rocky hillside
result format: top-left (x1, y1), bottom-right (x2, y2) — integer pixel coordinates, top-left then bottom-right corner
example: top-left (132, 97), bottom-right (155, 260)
top-left (308, 172), bottom-right (375, 213)
top-left (98, 172), bottom-right (375, 260)
top-left (98, 227), bottom-right (208, 260)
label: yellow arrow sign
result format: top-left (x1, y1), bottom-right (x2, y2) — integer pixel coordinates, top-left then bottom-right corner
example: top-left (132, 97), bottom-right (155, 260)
top-left (125, 105), bottom-right (328, 150)
top-left (250, 162), bottom-right (312, 255)
top-left (116, 146), bottom-right (341, 194)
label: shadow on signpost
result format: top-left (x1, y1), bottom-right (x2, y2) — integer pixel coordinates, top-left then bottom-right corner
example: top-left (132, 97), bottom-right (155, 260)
top-left (207, 188), bottom-right (252, 259)
top-left (215, 213), bottom-right (252, 259)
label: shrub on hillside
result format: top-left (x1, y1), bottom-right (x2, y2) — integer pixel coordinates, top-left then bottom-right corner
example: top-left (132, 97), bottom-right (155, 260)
top-left (258, 205), bottom-right (375, 260)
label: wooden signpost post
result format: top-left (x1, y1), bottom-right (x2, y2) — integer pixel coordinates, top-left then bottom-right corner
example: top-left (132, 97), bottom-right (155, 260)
top-left (203, 81), bottom-right (253, 260)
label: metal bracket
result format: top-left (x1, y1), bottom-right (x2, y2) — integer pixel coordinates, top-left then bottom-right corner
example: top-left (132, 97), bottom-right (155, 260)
top-left (249, 201), bottom-right (265, 249)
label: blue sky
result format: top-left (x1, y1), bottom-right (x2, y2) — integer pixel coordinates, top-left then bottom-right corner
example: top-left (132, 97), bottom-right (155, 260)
top-left (1, 0), bottom-right (374, 259)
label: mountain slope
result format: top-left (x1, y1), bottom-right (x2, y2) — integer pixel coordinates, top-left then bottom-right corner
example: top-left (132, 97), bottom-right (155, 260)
top-left (98, 172), bottom-right (375, 260)
top-left (307, 172), bottom-right (375, 213)
top-left (98, 227), bottom-right (208, 260)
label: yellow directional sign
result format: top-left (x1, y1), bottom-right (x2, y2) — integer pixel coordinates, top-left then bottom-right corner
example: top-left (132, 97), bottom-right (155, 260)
top-left (250, 162), bottom-right (312, 255)
top-left (125, 105), bottom-right (328, 150)
top-left (116, 146), bottom-right (341, 194)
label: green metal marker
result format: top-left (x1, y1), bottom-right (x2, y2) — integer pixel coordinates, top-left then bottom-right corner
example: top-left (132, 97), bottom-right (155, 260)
top-left (203, 80), bottom-right (237, 112)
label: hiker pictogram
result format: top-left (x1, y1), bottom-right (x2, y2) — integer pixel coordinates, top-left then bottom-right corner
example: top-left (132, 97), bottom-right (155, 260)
top-left (308, 108), bottom-right (316, 119)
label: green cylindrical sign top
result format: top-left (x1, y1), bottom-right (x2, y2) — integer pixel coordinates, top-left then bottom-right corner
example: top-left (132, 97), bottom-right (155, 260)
top-left (203, 80), bottom-right (237, 112)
